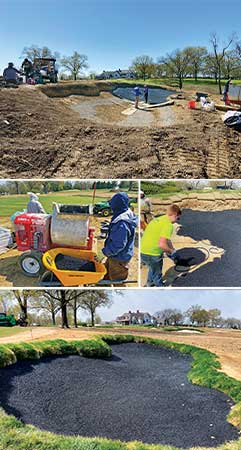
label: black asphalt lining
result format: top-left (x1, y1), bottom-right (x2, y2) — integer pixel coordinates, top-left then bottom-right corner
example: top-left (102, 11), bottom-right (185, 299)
top-left (0, 343), bottom-right (238, 448)
top-left (174, 209), bottom-right (241, 287)
top-left (113, 87), bottom-right (176, 104)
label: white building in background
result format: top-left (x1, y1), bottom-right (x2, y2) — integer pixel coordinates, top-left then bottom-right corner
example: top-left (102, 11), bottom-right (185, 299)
top-left (97, 69), bottom-right (136, 80)
top-left (116, 310), bottom-right (156, 326)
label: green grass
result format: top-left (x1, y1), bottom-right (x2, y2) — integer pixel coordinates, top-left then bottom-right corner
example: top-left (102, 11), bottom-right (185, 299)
top-left (148, 189), bottom-right (241, 200)
top-left (0, 189), bottom-right (138, 218)
top-left (0, 327), bottom-right (28, 339)
top-left (141, 180), bottom-right (241, 199)
top-left (0, 335), bottom-right (240, 450)
top-left (0, 191), bottom-right (105, 217)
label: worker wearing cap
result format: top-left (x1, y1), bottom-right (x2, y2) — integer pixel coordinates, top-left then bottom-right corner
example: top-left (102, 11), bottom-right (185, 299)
top-left (140, 190), bottom-right (152, 232)
top-left (141, 204), bottom-right (181, 286)
top-left (102, 192), bottom-right (138, 282)
top-left (3, 62), bottom-right (21, 84)
top-left (27, 193), bottom-right (45, 214)
top-left (133, 86), bottom-right (141, 108)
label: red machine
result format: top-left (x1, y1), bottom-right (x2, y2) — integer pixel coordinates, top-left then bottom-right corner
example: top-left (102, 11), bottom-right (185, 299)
top-left (14, 212), bottom-right (95, 277)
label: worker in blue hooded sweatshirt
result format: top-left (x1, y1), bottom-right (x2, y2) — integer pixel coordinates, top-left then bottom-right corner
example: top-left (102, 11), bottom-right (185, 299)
top-left (102, 192), bottom-right (138, 282)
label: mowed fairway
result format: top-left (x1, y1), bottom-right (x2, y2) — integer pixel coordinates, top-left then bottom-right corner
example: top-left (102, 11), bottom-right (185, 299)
top-left (0, 326), bottom-right (240, 381)
top-left (0, 190), bottom-right (108, 221)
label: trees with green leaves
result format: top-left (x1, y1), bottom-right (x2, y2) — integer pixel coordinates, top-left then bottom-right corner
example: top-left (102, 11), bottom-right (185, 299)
top-left (162, 48), bottom-right (192, 89)
top-left (184, 46), bottom-right (208, 81)
top-left (12, 290), bottom-right (38, 321)
top-left (78, 290), bottom-right (113, 327)
top-left (131, 55), bottom-right (155, 80)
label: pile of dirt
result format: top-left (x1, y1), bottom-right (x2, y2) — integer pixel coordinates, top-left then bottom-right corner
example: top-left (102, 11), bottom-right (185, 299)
top-left (1, 85), bottom-right (241, 178)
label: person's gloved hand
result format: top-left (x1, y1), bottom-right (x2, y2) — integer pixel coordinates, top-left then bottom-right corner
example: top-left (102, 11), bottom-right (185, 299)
top-left (95, 250), bottom-right (106, 263)
top-left (169, 250), bottom-right (178, 260)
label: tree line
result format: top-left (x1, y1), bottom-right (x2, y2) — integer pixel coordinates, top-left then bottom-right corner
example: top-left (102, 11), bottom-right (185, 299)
top-left (0, 180), bottom-right (134, 195)
top-left (131, 32), bottom-right (241, 92)
top-left (1, 293), bottom-right (241, 330)
top-left (0, 290), bottom-right (114, 328)
top-left (155, 305), bottom-right (241, 329)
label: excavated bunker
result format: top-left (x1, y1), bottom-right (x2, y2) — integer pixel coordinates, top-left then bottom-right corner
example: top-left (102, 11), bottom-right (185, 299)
top-left (113, 86), bottom-right (176, 104)
top-left (0, 343), bottom-right (238, 449)
top-left (173, 209), bottom-right (241, 287)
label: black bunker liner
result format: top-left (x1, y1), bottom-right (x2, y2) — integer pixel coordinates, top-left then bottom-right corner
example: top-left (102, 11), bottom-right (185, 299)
top-left (0, 342), bottom-right (239, 449)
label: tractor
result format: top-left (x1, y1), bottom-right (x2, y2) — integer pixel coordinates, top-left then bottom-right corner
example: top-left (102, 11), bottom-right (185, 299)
top-left (33, 58), bottom-right (58, 83)
top-left (0, 312), bottom-right (17, 327)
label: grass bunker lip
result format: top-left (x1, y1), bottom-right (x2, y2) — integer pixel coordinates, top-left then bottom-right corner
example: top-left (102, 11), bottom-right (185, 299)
top-left (0, 342), bottom-right (239, 449)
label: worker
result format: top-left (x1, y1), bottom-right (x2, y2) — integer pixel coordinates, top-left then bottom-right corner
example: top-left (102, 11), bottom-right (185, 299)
top-left (140, 190), bottom-right (153, 232)
top-left (3, 62), bottom-right (21, 84)
top-left (102, 192), bottom-right (137, 282)
top-left (141, 204), bottom-right (182, 287)
top-left (144, 85), bottom-right (149, 103)
top-left (133, 85), bottom-right (141, 108)
top-left (223, 78), bottom-right (232, 105)
top-left (21, 58), bottom-right (33, 80)
top-left (27, 193), bottom-right (45, 214)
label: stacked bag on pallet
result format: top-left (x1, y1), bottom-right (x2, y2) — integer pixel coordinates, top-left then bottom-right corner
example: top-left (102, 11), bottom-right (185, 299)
top-left (0, 227), bottom-right (13, 254)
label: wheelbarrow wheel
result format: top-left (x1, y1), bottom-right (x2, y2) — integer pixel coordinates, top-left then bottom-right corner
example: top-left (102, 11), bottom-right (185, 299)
top-left (19, 251), bottom-right (44, 277)
top-left (40, 271), bottom-right (63, 287)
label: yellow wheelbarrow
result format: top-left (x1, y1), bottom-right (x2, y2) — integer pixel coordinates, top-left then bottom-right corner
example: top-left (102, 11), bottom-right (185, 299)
top-left (41, 248), bottom-right (106, 287)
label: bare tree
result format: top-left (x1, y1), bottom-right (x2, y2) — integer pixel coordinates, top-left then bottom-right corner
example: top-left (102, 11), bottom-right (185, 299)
top-left (155, 308), bottom-right (183, 326)
top-left (61, 52), bottom-right (88, 80)
top-left (0, 292), bottom-right (14, 314)
top-left (22, 45), bottom-right (59, 62)
top-left (210, 32), bottom-right (235, 94)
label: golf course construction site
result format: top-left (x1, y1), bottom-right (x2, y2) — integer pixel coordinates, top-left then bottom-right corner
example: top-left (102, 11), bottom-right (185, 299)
top-left (1, 81), bottom-right (241, 178)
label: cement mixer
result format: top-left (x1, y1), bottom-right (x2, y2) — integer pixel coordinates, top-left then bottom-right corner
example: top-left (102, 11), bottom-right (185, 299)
top-left (14, 203), bottom-right (96, 278)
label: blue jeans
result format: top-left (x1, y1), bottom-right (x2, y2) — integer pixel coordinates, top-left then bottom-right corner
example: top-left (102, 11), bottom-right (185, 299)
top-left (141, 253), bottom-right (164, 287)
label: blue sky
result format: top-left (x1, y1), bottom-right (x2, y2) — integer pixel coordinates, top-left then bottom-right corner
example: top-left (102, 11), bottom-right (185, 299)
top-left (96, 289), bottom-right (241, 321)
top-left (1, 0), bottom-right (241, 74)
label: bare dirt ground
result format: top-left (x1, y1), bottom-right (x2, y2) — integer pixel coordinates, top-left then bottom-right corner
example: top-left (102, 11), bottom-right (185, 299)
top-left (0, 326), bottom-right (240, 381)
top-left (1, 84), bottom-right (241, 179)
top-left (0, 215), bottom-right (138, 287)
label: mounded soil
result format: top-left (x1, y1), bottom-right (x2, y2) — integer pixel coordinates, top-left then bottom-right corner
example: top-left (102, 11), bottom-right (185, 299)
top-left (0, 343), bottom-right (238, 448)
top-left (1, 83), bottom-right (241, 178)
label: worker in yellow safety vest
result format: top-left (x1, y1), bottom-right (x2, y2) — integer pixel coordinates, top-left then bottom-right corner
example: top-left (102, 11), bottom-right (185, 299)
top-left (141, 204), bottom-right (182, 286)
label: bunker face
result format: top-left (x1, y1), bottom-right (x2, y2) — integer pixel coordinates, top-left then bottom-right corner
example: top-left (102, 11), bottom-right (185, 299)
top-left (175, 209), bottom-right (241, 287)
top-left (113, 86), bottom-right (175, 104)
top-left (0, 343), bottom-right (238, 448)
